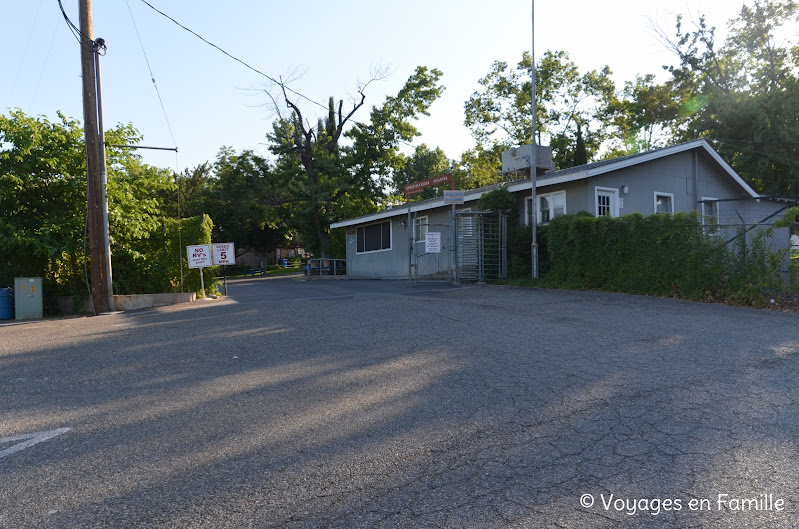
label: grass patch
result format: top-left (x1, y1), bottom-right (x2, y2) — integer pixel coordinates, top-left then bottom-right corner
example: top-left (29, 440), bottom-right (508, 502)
top-left (224, 266), bottom-right (303, 279)
top-left (267, 267), bottom-right (302, 276)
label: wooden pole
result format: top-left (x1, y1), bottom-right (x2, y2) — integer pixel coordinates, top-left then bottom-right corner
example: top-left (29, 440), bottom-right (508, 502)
top-left (531, 0), bottom-right (539, 279)
top-left (79, 0), bottom-right (110, 313)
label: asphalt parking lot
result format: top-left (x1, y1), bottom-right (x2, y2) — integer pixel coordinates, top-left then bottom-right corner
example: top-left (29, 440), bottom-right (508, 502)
top-left (2, 277), bottom-right (799, 528)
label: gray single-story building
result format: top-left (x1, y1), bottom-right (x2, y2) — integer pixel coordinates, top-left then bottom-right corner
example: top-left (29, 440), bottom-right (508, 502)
top-left (331, 139), bottom-right (792, 280)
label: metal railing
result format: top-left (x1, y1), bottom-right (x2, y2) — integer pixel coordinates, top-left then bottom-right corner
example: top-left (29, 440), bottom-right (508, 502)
top-left (306, 258), bottom-right (348, 278)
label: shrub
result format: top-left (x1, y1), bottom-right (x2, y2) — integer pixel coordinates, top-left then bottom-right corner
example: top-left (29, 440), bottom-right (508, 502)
top-left (112, 214), bottom-right (219, 297)
top-left (478, 187), bottom-right (517, 218)
top-left (533, 211), bottom-right (789, 305)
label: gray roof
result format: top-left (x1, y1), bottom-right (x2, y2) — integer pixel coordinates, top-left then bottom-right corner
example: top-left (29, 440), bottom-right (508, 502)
top-left (331, 139), bottom-right (758, 229)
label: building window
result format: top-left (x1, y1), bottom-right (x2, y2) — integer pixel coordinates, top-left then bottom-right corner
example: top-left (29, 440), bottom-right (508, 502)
top-left (525, 191), bottom-right (566, 225)
top-left (654, 192), bottom-right (674, 214)
top-left (595, 187), bottom-right (619, 217)
top-left (540, 191), bottom-right (565, 223)
top-left (356, 220), bottom-right (391, 253)
top-left (701, 198), bottom-right (719, 228)
top-left (414, 216), bottom-right (428, 242)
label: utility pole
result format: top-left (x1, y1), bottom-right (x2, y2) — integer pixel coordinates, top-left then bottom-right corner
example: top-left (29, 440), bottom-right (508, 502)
top-left (531, 0), bottom-right (538, 279)
top-left (79, 0), bottom-right (111, 313)
top-left (94, 37), bottom-right (115, 312)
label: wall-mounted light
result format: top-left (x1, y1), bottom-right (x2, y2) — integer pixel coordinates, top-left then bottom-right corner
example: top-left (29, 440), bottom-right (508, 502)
top-left (621, 185), bottom-right (629, 194)
top-left (399, 219), bottom-right (406, 229)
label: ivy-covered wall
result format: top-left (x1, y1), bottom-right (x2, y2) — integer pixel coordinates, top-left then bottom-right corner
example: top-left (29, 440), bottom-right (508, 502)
top-left (108, 214), bottom-right (219, 297)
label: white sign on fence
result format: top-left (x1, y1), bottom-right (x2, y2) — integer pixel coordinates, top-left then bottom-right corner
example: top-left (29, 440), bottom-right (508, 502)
top-left (212, 242), bottom-right (236, 265)
top-left (443, 190), bottom-right (465, 204)
top-left (187, 244), bottom-right (212, 269)
top-left (425, 232), bottom-right (441, 253)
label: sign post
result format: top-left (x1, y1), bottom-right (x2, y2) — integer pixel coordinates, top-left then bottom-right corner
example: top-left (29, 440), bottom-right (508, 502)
top-left (187, 244), bottom-right (211, 298)
top-left (212, 242), bottom-right (235, 296)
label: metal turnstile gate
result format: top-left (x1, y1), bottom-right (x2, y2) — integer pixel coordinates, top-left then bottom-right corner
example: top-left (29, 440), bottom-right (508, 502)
top-left (456, 211), bottom-right (507, 283)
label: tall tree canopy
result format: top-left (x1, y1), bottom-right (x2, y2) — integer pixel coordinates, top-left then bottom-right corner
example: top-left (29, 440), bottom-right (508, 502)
top-left (391, 144), bottom-right (454, 199)
top-left (0, 110), bottom-right (175, 292)
top-left (267, 66), bottom-right (445, 257)
top-left (463, 50), bottom-right (617, 175)
top-left (659, 0), bottom-right (799, 195)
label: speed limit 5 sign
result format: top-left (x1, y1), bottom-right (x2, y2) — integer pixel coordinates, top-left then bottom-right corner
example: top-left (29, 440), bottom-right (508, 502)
top-left (212, 242), bottom-right (236, 265)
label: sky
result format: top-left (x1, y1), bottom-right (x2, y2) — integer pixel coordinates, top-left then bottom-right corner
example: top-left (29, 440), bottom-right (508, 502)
top-left (1, 0), bottom-right (756, 173)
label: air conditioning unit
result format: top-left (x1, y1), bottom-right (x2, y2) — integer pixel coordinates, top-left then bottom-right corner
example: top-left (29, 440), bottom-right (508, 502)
top-left (501, 144), bottom-right (554, 174)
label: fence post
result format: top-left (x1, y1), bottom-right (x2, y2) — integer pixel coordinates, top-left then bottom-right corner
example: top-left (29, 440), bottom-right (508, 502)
top-left (451, 206), bottom-right (457, 284)
top-left (739, 217), bottom-right (747, 269)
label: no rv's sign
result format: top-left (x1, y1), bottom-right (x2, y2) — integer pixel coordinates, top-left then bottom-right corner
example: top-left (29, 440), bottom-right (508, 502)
top-left (187, 244), bottom-right (212, 269)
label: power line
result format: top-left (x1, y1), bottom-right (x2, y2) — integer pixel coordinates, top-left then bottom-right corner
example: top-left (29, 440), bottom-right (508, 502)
top-left (56, 0), bottom-right (94, 47)
top-left (136, 0), bottom-right (329, 112)
top-left (33, 18), bottom-right (62, 100)
top-left (125, 0), bottom-right (178, 149)
top-left (713, 138), bottom-right (799, 167)
top-left (132, 2), bottom-right (418, 151)
top-left (9, 0), bottom-right (44, 100)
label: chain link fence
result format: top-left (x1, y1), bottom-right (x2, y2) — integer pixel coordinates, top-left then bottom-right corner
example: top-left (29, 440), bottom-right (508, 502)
top-left (413, 223), bottom-right (453, 283)
top-left (716, 222), bottom-right (795, 281)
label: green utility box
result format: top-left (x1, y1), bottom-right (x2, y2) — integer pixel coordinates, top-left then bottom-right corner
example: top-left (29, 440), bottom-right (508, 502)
top-left (15, 277), bottom-right (43, 320)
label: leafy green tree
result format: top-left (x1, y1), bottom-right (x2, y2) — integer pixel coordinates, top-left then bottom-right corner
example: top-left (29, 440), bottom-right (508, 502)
top-left (164, 162), bottom-right (212, 219)
top-left (392, 144), bottom-right (454, 199)
top-left (573, 122), bottom-right (588, 166)
top-left (661, 0), bottom-right (799, 195)
top-left (458, 143), bottom-right (507, 188)
top-left (0, 110), bottom-right (86, 287)
top-left (605, 74), bottom-right (687, 156)
top-left (464, 50), bottom-right (617, 172)
top-left (0, 109), bottom-right (179, 298)
top-left (205, 148), bottom-right (289, 258)
top-left (268, 66), bottom-right (445, 257)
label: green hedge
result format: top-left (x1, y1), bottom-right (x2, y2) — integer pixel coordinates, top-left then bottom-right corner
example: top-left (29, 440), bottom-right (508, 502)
top-left (543, 212), bottom-right (728, 299)
top-left (532, 211), bottom-right (788, 304)
top-left (112, 214), bottom-right (219, 297)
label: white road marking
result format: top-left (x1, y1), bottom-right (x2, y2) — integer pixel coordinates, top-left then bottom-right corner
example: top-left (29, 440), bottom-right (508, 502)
top-left (0, 428), bottom-right (71, 459)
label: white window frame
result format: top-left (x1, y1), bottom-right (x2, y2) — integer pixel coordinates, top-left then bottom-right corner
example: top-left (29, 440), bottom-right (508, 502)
top-left (413, 215), bottom-right (428, 243)
top-left (595, 187), bottom-right (620, 217)
top-left (654, 192), bottom-right (675, 214)
top-left (525, 191), bottom-right (567, 225)
top-left (701, 197), bottom-right (720, 226)
top-left (355, 220), bottom-right (392, 254)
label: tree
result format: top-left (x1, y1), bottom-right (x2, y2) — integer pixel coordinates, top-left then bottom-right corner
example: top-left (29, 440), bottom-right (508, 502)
top-left (205, 148), bottom-right (289, 258)
top-left (659, 0), bottom-right (799, 195)
top-left (464, 50), bottom-right (618, 173)
top-left (391, 144), bottom-right (454, 199)
top-left (458, 143), bottom-right (507, 188)
top-left (267, 66), bottom-right (445, 257)
top-left (605, 74), bottom-right (687, 156)
top-left (166, 162), bottom-right (212, 219)
top-left (0, 110), bottom-right (87, 287)
top-left (0, 109), bottom-right (178, 297)
top-left (573, 122), bottom-right (588, 166)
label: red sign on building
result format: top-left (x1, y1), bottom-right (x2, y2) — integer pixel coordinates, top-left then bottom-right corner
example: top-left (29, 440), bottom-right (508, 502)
top-left (403, 173), bottom-right (455, 198)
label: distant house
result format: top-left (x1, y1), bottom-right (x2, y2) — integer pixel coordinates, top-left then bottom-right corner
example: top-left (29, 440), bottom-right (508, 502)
top-left (331, 140), bottom-right (792, 280)
top-left (235, 244), bottom-right (308, 268)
